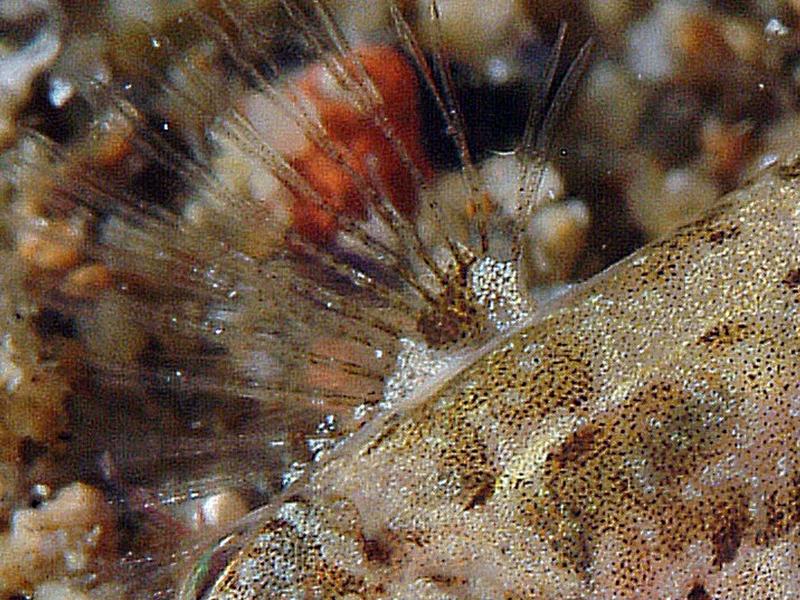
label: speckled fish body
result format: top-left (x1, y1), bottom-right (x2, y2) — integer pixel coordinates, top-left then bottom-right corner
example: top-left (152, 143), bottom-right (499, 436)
top-left (201, 162), bottom-right (800, 596)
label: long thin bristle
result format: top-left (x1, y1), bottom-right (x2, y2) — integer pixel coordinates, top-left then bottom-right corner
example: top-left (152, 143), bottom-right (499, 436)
top-left (0, 1), bottom-right (592, 596)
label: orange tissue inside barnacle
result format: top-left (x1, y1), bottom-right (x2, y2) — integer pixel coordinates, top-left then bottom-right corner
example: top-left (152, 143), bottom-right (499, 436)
top-left (290, 45), bottom-right (434, 243)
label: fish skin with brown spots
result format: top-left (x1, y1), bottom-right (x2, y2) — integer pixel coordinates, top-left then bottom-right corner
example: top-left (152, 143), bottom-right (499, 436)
top-left (197, 162), bottom-right (800, 598)
top-left (9, 2), bottom-right (800, 598)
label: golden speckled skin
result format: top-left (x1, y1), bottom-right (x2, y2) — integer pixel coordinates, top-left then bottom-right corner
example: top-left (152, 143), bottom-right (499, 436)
top-left (205, 159), bottom-right (800, 598)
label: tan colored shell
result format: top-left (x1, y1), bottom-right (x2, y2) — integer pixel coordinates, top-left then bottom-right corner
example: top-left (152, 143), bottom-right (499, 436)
top-left (206, 155), bottom-right (800, 598)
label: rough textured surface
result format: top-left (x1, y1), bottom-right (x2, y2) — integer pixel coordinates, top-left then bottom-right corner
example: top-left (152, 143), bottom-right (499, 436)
top-left (4, 1), bottom-right (800, 598)
top-left (206, 159), bottom-right (800, 598)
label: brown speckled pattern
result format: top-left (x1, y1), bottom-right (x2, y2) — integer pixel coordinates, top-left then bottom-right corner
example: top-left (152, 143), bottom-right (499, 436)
top-left (204, 157), bottom-right (800, 598)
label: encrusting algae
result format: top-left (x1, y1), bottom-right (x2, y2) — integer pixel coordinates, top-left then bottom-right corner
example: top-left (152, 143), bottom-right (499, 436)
top-left (1, 0), bottom-right (800, 598)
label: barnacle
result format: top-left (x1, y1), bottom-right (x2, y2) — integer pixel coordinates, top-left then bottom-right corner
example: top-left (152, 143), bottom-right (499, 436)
top-left (1, 1), bottom-right (800, 599)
